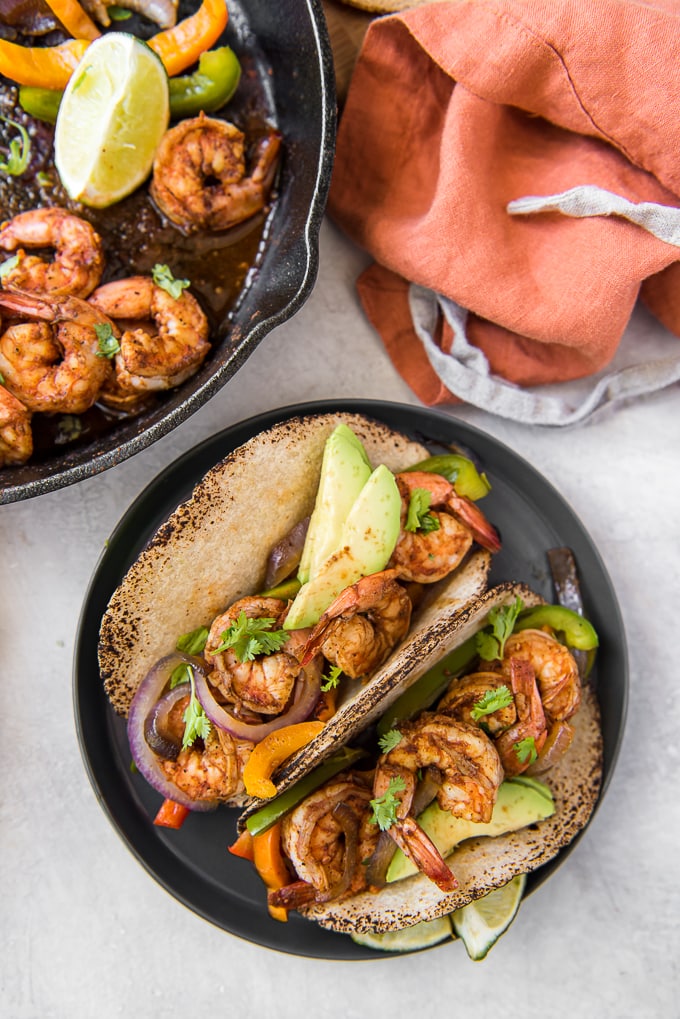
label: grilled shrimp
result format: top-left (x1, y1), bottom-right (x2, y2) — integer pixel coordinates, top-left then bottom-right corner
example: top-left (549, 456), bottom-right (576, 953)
top-left (0, 208), bottom-right (104, 299)
top-left (204, 596), bottom-right (321, 716)
top-left (302, 569), bottom-right (412, 680)
top-left (390, 471), bottom-right (501, 584)
top-left (372, 714), bottom-right (504, 891)
top-left (438, 671), bottom-right (517, 736)
top-left (0, 385), bottom-right (32, 466)
top-left (0, 289), bottom-right (114, 414)
top-left (81, 0), bottom-right (178, 28)
top-left (160, 726), bottom-right (252, 803)
top-left (88, 275), bottom-right (210, 409)
top-left (493, 657), bottom-right (548, 776)
top-left (270, 773), bottom-right (380, 910)
top-left (150, 113), bottom-right (282, 233)
top-left (503, 628), bottom-right (581, 722)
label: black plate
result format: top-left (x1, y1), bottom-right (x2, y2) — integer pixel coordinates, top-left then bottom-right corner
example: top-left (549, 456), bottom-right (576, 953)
top-left (0, 0), bottom-right (335, 503)
top-left (74, 399), bottom-right (628, 959)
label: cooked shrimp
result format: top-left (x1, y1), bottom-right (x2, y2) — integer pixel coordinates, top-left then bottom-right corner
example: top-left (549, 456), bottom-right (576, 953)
top-left (503, 628), bottom-right (581, 722)
top-left (89, 275), bottom-right (210, 408)
top-left (302, 569), bottom-right (412, 680)
top-left (438, 671), bottom-right (517, 736)
top-left (0, 385), bottom-right (32, 466)
top-left (372, 714), bottom-right (504, 891)
top-left (81, 0), bottom-right (178, 28)
top-left (494, 657), bottom-right (548, 776)
top-left (271, 773), bottom-right (380, 910)
top-left (160, 726), bottom-right (252, 803)
top-left (0, 289), bottom-right (114, 414)
top-left (0, 208), bottom-right (105, 298)
top-left (390, 471), bottom-right (501, 584)
top-left (150, 113), bottom-right (282, 233)
top-left (204, 596), bottom-right (321, 716)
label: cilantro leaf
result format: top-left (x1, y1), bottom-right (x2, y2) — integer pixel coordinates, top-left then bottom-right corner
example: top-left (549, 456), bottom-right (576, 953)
top-left (0, 117), bottom-right (31, 177)
top-left (212, 611), bottom-right (289, 662)
top-left (369, 776), bottom-right (407, 831)
top-left (514, 736), bottom-right (538, 766)
top-left (378, 728), bottom-right (403, 754)
top-left (176, 625), bottom-right (209, 656)
top-left (94, 322), bottom-right (121, 359)
top-left (181, 665), bottom-right (211, 750)
top-left (152, 263), bottom-right (190, 300)
top-left (470, 685), bottom-right (513, 721)
top-left (169, 663), bottom-right (192, 689)
top-left (405, 488), bottom-right (440, 534)
top-left (321, 664), bottom-right (342, 692)
top-left (475, 596), bottom-right (524, 661)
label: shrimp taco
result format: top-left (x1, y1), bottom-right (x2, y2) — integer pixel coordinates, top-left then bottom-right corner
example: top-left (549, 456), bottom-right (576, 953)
top-left (237, 582), bottom-right (603, 940)
top-left (99, 412), bottom-right (501, 821)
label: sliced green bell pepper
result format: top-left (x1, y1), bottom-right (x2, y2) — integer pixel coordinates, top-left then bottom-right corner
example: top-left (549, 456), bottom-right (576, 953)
top-left (404, 454), bottom-right (491, 501)
top-left (515, 604), bottom-right (599, 651)
top-left (19, 46), bottom-right (241, 125)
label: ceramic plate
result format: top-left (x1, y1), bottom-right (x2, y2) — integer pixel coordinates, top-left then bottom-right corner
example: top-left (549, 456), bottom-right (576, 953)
top-left (73, 399), bottom-right (628, 959)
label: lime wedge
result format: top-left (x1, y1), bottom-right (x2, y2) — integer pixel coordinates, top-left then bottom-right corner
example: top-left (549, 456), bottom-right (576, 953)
top-left (55, 32), bottom-right (169, 208)
top-left (351, 916), bottom-right (452, 953)
top-left (451, 874), bottom-right (526, 960)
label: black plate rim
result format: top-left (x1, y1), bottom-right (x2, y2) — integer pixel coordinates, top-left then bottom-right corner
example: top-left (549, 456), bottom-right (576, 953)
top-left (0, 0), bottom-right (337, 505)
top-left (73, 398), bottom-right (629, 960)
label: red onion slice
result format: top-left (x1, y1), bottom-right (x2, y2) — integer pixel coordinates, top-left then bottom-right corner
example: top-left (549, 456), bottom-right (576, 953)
top-left (265, 516), bottom-right (310, 589)
top-left (127, 653), bottom-right (218, 812)
top-left (194, 665), bottom-right (321, 743)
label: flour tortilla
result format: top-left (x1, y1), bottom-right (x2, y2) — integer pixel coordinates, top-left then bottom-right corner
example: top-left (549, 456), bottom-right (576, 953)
top-left (99, 411), bottom-right (493, 802)
top-left (287, 583), bottom-right (604, 934)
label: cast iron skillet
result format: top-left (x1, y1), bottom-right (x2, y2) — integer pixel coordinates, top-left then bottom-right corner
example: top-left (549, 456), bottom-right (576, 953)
top-left (74, 399), bottom-right (628, 960)
top-left (0, 0), bottom-right (336, 503)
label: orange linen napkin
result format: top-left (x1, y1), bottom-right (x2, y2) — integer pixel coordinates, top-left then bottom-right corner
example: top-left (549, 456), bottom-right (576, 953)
top-left (327, 0), bottom-right (680, 423)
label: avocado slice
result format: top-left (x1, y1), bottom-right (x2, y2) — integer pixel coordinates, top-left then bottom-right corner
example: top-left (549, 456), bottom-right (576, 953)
top-left (285, 464), bottom-right (401, 629)
top-left (297, 424), bottom-right (372, 585)
top-left (386, 777), bottom-right (555, 883)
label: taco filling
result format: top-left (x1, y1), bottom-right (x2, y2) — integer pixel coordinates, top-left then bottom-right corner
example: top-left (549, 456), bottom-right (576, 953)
top-left (101, 414), bottom-right (501, 820)
top-left (237, 584), bottom-right (602, 939)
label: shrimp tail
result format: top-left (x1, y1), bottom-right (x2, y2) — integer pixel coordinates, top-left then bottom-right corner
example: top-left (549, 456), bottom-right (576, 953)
top-left (390, 816), bottom-right (458, 892)
top-left (447, 490), bottom-right (501, 553)
top-left (268, 879), bottom-right (319, 911)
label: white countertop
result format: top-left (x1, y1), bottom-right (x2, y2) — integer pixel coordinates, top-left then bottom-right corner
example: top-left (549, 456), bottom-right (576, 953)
top-left (2, 219), bottom-right (678, 1018)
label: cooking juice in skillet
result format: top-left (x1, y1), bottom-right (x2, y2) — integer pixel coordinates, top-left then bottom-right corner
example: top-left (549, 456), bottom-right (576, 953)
top-left (0, 0), bottom-right (279, 462)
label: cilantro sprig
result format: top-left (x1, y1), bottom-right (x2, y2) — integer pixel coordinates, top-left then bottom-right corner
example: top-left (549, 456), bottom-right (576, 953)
top-left (212, 611), bottom-right (289, 662)
top-left (176, 625), bottom-right (209, 656)
top-left (321, 664), bottom-right (342, 692)
top-left (181, 665), bottom-right (211, 750)
top-left (369, 775), bottom-right (406, 831)
top-left (475, 597), bottom-right (524, 662)
top-left (513, 736), bottom-right (538, 767)
top-left (470, 685), bottom-right (513, 722)
top-left (152, 263), bottom-right (190, 300)
top-left (94, 322), bottom-right (121, 359)
top-left (405, 488), bottom-right (440, 534)
top-left (378, 728), bottom-right (403, 754)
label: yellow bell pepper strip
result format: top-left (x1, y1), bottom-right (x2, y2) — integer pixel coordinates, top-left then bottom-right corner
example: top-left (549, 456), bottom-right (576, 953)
top-left (167, 45), bottom-right (240, 118)
top-left (43, 0), bottom-right (101, 41)
top-left (242, 721), bottom-right (325, 800)
top-left (252, 823), bottom-right (292, 922)
top-left (147, 0), bottom-right (229, 78)
top-left (0, 38), bottom-right (88, 89)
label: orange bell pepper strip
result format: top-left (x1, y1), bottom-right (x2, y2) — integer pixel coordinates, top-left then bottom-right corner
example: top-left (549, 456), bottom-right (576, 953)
top-left (242, 721), bottom-right (325, 800)
top-left (147, 0), bottom-right (229, 78)
top-left (228, 828), bottom-right (255, 862)
top-left (252, 823), bottom-right (291, 922)
top-left (0, 38), bottom-right (88, 89)
top-left (43, 0), bottom-right (101, 41)
top-left (153, 798), bottom-right (190, 829)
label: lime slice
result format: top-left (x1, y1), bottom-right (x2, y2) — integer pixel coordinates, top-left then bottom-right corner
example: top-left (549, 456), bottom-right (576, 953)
top-left (55, 32), bottom-right (169, 208)
top-left (451, 874), bottom-right (526, 961)
top-left (351, 916), bottom-right (453, 953)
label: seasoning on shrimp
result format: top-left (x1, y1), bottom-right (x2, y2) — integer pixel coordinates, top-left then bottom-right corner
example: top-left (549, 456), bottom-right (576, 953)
top-left (0, 288), bottom-right (115, 414)
top-left (0, 384), bottom-right (32, 466)
top-left (150, 113), bottom-right (282, 233)
top-left (88, 274), bottom-right (210, 410)
top-left (0, 207), bottom-right (105, 298)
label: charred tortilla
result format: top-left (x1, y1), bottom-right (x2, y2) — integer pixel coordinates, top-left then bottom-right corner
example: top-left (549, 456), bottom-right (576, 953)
top-left (99, 411), bottom-right (493, 803)
top-left (278, 584), bottom-right (603, 934)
